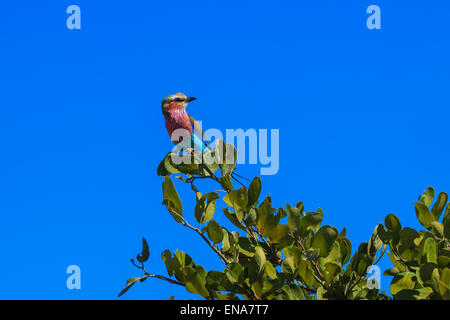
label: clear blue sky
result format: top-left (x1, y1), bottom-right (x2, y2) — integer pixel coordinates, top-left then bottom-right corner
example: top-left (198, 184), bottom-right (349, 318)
top-left (0, 0), bottom-right (449, 299)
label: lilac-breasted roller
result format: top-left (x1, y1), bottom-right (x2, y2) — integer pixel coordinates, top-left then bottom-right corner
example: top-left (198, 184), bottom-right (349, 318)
top-left (161, 92), bottom-right (210, 154)
top-left (161, 92), bottom-right (246, 184)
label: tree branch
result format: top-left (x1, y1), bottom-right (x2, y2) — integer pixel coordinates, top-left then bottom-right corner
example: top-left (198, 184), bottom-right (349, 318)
top-left (169, 209), bottom-right (230, 265)
top-left (295, 280), bottom-right (317, 294)
top-left (146, 274), bottom-right (185, 287)
top-left (292, 236), bottom-right (325, 282)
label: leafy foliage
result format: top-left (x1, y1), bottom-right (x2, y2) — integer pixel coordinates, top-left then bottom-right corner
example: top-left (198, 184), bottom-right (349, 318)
top-left (379, 187), bottom-right (450, 300)
top-left (120, 144), bottom-right (449, 300)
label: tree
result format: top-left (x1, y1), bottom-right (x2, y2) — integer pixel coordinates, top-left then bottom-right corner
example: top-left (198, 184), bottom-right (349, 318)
top-left (119, 142), bottom-right (450, 300)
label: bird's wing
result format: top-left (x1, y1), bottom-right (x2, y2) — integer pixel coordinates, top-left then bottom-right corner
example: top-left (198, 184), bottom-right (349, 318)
top-left (188, 114), bottom-right (212, 150)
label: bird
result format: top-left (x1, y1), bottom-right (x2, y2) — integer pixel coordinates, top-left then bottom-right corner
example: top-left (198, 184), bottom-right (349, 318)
top-left (161, 92), bottom-right (210, 154)
top-left (161, 92), bottom-right (246, 184)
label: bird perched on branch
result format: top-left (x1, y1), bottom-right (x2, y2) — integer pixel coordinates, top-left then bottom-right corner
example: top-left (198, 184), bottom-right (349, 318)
top-left (161, 92), bottom-right (246, 184)
top-left (161, 92), bottom-right (210, 154)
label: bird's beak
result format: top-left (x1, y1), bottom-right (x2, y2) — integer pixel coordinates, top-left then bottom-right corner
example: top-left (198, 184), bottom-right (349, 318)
top-left (186, 97), bottom-right (197, 102)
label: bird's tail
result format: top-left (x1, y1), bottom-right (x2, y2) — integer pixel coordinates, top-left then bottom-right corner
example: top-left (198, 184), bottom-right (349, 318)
top-left (230, 171), bottom-right (249, 186)
top-left (186, 137), bottom-right (250, 187)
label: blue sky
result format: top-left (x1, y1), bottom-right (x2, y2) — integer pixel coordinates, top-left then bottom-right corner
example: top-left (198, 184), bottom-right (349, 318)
top-left (0, 0), bottom-right (449, 299)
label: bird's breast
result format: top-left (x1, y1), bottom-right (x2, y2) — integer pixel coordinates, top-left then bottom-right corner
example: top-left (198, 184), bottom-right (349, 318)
top-left (165, 109), bottom-right (193, 143)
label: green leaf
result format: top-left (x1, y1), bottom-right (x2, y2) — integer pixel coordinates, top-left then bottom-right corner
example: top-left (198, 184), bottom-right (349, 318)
top-left (157, 152), bottom-right (181, 176)
top-left (281, 257), bottom-right (296, 276)
top-left (195, 192), bottom-right (219, 224)
top-left (278, 207), bottom-right (288, 219)
top-left (223, 186), bottom-right (248, 221)
top-left (180, 266), bottom-right (210, 298)
top-left (302, 248), bottom-right (320, 261)
top-left (418, 263), bottom-right (439, 292)
top-left (316, 287), bottom-right (327, 300)
top-left (254, 246), bottom-right (266, 276)
top-left (376, 223), bottom-right (391, 244)
top-left (390, 272), bottom-right (415, 296)
top-left (445, 218), bottom-right (450, 240)
top-left (248, 176), bottom-right (262, 208)
top-left (420, 187), bottom-right (435, 208)
top-left (174, 250), bottom-right (194, 268)
top-left (368, 225), bottom-right (383, 256)
top-left (221, 229), bottom-right (231, 252)
top-left (161, 250), bottom-right (175, 276)
top-left (431, 221), bottom-right (444, 238)
top-left (219, 174), bottom-right (233, 191)
top-left (256, 196), bottom-right (280, 238)
top-left (286, 204), bottom-right (302, 230)
top-left (237, 237), bottom-right (256, 257)
top-left (311, 225), bottom-right (339, 258)
top-left (200, 150), bottom-right (220, 176)
top-left (431, 192), bottom-right (448, 221)
top-left (385, 214), bottom-right (401, 233)
top-left (323, 262), bottom-right (341, 282)
top-left (271, 224), bottom-right (292, 248)
top-left (437, 248), bottom-right (450, 268)
top-left (394, 287), bottom-right (433, 300)
top-left (118, 276), bottom-right (147, 297)
top-left (244, 208), bottom-right (258, 227)
top-left (251, 279), bottom-right (264, 298)
top-left (350, 243), bottom-right (374, 276)
top-left (206, 271), bottom-right (227, 291)
top-left (415, 202), bottom-right (436, 229)
top-left (423, 238), bottom-right (437, 264)
top-left (281, 284), bottom-right (304, 300)
top-left (162, 177), bottom-right (183, 223)
top-left (384, 268), bottom-right (400, 276)
top-left (265, 260), bottom-right (278, 279)
top-left (223, 207), bottom-right (246, 231)
top-left (443, 203), bottom-right (450, 227)
top-left (137, 237), bottom-right (150, 263)
top-left (439, 268), bottom-right (450, 299)
top-left (172, 162), bottom-right (201, 175)
top-left (323, 241), bottom-right (342, 266)
top-left (387, 251), bottom-right (406, 272)
top-left (207, 220), bottom-right (224, 243)
top-left (225, 263), bottom-right (244, 284)
top-left (215, 139), bottom-right (237, 176)
top-left (338, 237), bottom-right (352, 265)
top-left (398, 227), bottom-right (420, 254)
top-left (194, 198), bottom-right (207, 224)
top-left (161, 250), bottom-right (195, 281)
top-left (298, 210), bottom-right (323, 236)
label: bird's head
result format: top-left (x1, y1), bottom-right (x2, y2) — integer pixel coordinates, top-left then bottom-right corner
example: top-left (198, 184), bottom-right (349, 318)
top-left (161, 92), bottom-right (197, 114)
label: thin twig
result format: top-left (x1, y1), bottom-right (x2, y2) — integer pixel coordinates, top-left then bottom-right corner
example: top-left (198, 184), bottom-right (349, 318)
top-left (189, 150), bottom-right (221, 184)
top-left (186, 175), bottom-right (213, 183)
top-left (251, 227), bottom-right (316, 294)
top-left (251, 227), bottom-right (282, 266)
top-left (292, 237), bottom-right (325, 281)
top-left (295, 280), bottom-right (317, 294)
top-left (346, 275), bottom-right (363, 297)
top-left (170, 209), bottom-right (230, 265)
top-left (373, 243), bottom-right (387, 265)
top-left (146, 274), bottom-right (185, 287)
